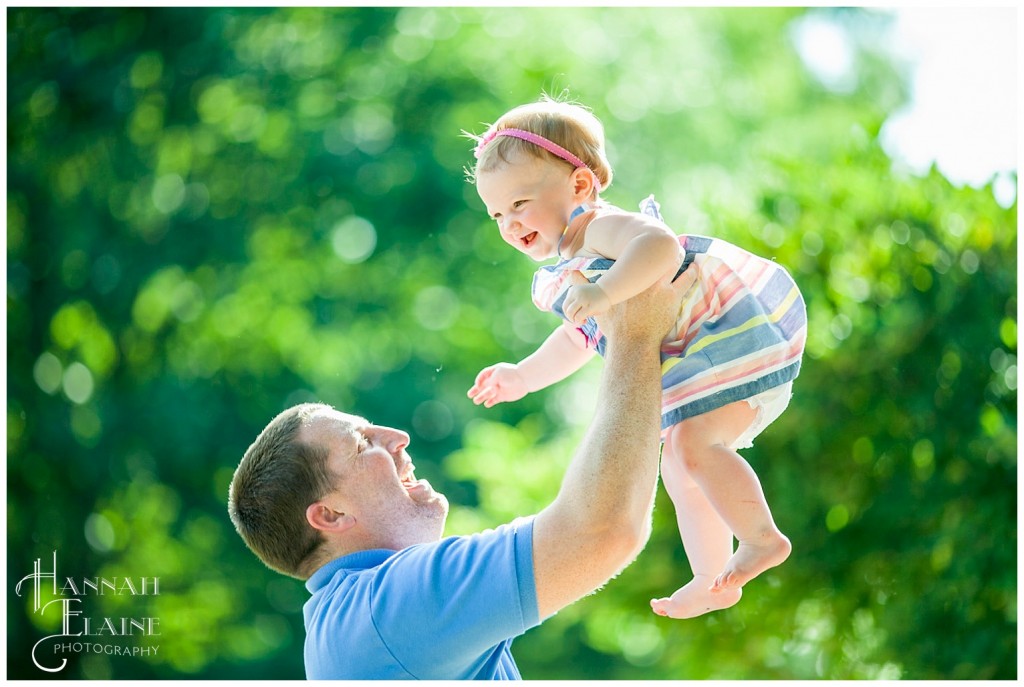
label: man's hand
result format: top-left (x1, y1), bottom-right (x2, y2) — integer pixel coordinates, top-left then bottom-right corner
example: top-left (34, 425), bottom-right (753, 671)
top-left (584, 267), bottom-right (693, 346)
top-left (467, 363), bottom-right (529, 408)
top-left (562, 281), bottom-right (612, 326)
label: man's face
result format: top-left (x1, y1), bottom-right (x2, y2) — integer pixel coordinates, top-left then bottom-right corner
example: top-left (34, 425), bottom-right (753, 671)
top-left (302, 408), bottom-right (448, 548)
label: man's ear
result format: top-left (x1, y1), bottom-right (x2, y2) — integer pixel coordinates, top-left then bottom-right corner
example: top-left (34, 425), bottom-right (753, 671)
top-left (306, 502), bottom-right (356, 533)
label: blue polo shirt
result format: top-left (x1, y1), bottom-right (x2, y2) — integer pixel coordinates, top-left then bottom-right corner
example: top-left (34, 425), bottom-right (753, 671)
top-left (303, 517), bottom-right (539, 680)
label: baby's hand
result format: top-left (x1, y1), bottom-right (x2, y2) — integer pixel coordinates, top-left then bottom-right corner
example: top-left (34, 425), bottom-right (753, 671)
top-left (562, 282), bottom-right (611, 326)
top-left (467, 363), bottom-right (529, 408)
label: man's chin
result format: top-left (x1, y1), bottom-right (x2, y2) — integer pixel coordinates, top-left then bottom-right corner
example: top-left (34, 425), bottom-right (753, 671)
top-left (410, 486), bottom-right (448, 521)
top-left (432, 493), bottom-right (450, 518)
top-left (430, 495), bottom-right (450, 534)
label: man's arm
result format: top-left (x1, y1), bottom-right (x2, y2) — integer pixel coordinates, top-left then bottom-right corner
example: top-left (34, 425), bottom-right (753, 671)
top-left (531, 269), bottom-right (687, 619)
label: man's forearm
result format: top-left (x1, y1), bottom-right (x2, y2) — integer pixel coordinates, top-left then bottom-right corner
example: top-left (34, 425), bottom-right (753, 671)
top-left (531, 274), bottom-right (678, 619)
top-left (557, 327), bottom-right (663, 539)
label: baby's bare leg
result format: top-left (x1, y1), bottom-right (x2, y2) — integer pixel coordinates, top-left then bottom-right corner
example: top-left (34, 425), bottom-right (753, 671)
top-left (650, 435), bottom-right (741, 618)
top-left (701, 443), bottom-right (791, 592)
top-left (654, 402), bottom-right (790, 618)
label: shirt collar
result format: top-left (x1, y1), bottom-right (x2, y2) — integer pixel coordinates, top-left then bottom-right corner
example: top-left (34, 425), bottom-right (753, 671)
top-left (305, 549), bottom-right (396, 593)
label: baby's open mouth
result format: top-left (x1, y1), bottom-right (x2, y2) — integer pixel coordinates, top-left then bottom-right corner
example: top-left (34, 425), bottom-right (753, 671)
top-left (521, 232), bottom-right (538, 247)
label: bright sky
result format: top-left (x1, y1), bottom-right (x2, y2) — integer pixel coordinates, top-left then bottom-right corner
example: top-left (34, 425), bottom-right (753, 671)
top-left (794, 7), bottom-right (1018, 207)
top-left (881, 8), bottom-right (1017, 189)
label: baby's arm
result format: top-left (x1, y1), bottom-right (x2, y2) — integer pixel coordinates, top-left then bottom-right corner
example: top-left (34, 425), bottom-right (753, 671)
top-left (468, 322), bottom-right (595, 408)
top-left (561, 214), bottom-right (682, 325)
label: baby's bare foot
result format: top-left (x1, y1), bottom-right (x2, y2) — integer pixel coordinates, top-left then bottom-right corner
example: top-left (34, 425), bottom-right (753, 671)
top-left (650, 575), bottom-right (742, 619)
top-left (711, 531), bottom-right (791, 592)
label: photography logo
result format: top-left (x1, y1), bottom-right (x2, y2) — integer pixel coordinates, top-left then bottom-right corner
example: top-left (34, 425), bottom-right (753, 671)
top-left (15, 551), bottom-right (161, 673)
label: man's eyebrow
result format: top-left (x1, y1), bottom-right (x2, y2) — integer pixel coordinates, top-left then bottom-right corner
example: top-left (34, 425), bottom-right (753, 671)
top-left (347, 417), bottom-right (373, 442)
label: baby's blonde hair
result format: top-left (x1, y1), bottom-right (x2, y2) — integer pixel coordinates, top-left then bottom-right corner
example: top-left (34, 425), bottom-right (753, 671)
top-left (469, 96), bottom-right (614, 192)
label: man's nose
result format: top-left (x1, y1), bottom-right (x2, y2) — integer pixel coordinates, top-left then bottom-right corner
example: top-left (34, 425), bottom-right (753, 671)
top-left (378, 428), bottom-right (410, 454)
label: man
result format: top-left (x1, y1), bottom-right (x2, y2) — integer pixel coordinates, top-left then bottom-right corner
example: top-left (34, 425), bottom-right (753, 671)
top-left (228, 272), bottom-right (684, 679)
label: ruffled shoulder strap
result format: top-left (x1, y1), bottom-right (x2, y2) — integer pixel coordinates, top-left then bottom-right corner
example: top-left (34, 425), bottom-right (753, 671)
top-left (639, 194), bottom-right (663, 220)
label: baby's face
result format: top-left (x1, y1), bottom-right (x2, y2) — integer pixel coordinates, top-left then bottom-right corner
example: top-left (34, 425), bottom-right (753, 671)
top-left (476, 155), bottom-right (578, 262)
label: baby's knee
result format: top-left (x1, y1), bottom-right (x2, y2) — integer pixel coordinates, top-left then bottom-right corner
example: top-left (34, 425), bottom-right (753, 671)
top-left (664, 422), bottom-right (711, 476)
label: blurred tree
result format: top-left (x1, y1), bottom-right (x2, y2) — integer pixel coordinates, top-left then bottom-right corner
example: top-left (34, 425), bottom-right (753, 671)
top-left (7, 6), bottom-right (1015, 680)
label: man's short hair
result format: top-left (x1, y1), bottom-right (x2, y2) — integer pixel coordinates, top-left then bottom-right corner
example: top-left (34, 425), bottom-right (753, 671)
top-left (228, 402), bottom-right (334, 579)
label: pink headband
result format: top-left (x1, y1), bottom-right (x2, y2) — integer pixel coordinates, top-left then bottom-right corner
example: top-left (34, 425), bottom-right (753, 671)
top-left (474, 128), bottom-right (595, 179)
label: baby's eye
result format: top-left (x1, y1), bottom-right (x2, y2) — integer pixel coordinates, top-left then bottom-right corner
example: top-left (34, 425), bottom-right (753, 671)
top-left (512, 200), bottom-right (526, 209)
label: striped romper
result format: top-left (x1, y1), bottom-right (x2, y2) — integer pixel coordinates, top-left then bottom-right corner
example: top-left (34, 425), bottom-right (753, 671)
top-left (531, 197), bottom-right (807, 441)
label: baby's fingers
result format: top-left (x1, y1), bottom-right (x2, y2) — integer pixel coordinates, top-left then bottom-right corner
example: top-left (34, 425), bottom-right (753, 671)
top-left (566, 270), bottom-right (588, 287)
top-left (563, 302), bottom-right (581, 326)
top-left (470, 387), bottom-right (494, 406)
top-left (467, 368), bottom-right (493, 396)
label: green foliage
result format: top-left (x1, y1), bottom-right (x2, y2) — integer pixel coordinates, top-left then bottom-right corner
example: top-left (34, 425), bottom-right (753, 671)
top-left (7, 6), bottom-right (1015, 680)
